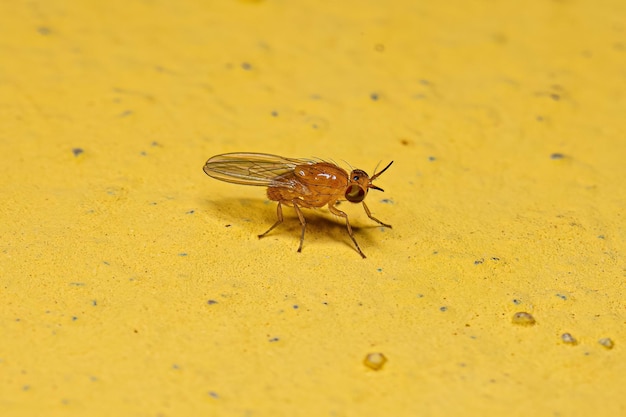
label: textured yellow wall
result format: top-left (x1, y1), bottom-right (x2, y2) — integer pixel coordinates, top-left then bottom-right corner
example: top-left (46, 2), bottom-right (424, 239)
top-left (1, 0), bottom-right (625, 416)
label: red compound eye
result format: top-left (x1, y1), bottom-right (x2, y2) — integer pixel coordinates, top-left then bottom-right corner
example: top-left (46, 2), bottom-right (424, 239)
top-left (345, 185), bottom-right (366, 202)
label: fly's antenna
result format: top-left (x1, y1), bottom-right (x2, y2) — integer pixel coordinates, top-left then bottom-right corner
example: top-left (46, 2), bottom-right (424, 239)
top-left (370, 161), bottom-right (394, 181)
top-left (371, 161), bottom-right (382, 177)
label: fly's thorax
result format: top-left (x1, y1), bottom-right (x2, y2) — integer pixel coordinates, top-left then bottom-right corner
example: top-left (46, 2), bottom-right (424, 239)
top-left (295, 163), bottom-right (349, 193)
top-left (267, 162), bottom-right (350, 207)
top-left (295, 162), bottom-right (348, 182)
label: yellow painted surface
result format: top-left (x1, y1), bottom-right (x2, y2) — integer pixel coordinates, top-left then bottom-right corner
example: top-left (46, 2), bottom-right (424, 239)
top-left (1, 0), bottom-right (625, 415)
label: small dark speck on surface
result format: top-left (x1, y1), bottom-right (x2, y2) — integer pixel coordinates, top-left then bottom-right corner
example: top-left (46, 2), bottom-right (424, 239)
top-left (550, 153), bottom-right (566, 159)
top-left (613, 42), bottom-right (625, 51)
top-left (417, 294), bottom-right (424, 298)
top-left (91, 300), bottom-right (97, 306)
top-left (474, 259), bottom-right (484, 265)
top-left (491, 257), bottom-right (500, 261)
top-left (269, 337), bottom-right (280, 342)
top-left (69, 282), bottom-right (85, 286)
top-left (225, 224), bottom-right (231, 227)
top-left (103, 261), bottom-right (110, 265)
top-left (536, 116), bottom-right (544, 121)
top-left (380, 198), bottom-right (394, 204)
top-left (207, 299), bottom-right (218, 305)
top-left (428, 156), bottom-right (436, 161)
top-left (72, 316), bottom-right (78, 321)
top-left (271, 110), bottom-right (278, 117)
top-left (550, 93), bottom-right (561, 101)
top-left (370, 93), bottom-right (379, 101)
top-left (186, 210), bottom-right (195, 214)
top-left (37, 26), bottom-right (51, 35)
top-left (374, 44), bottom-right (385, 52)
top-left (178, 253), bottom-right (188, 257)
top-left (597, 235), bottom-right (605, 239)
top-left (151, 141), bottom-right (159, 146)
top-left (208, 391), bottom-right (220, 399)
top-left (439, 306), bottom-right (448, 312)
top-left (556, 293), bottom-right (568, 300)
top-left (172, 364), bottom-right (180, 370)
top-left (512, 299), bottom-right (522, 305)
top-left (72, 148), bottom-right (84, 157)
top-left (241, 62), bottom-right (252, 70)
top-left (292, 305), bottom-right (299, 309)
top-left (118, 110), bottom-right (133, 117)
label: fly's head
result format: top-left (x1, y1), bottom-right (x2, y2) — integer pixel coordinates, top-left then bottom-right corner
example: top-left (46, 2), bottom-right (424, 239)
top-left (344, 161), bottom-right (394, 203)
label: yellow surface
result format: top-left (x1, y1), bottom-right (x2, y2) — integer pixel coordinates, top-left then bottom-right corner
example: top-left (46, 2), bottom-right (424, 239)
top-left (1, 0), bottom-right (625, 415)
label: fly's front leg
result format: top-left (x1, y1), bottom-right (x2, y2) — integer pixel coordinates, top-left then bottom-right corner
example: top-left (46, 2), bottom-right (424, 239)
top-left (259, 202), bottom-right (284, 238)
top-left (328, 204), bottom-right (366, 259)
top-left (362, 201), bottom-right (392, 228)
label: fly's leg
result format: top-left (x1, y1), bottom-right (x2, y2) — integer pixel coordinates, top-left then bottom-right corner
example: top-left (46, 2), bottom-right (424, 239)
top-left (362, 201), bottom-right (392, 228)
top-left (258, 201), bottom-right (307, 254)
top-left (292, 203), bottom-right (307, 253)
top-left (328, 204), bottom-right (366, 259)
top-left (258, 202), bottom-right (284, 239)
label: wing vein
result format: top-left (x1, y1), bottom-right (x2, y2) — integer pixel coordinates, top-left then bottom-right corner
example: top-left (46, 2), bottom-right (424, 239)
top-left (203, 152), bottom-right (315, 187)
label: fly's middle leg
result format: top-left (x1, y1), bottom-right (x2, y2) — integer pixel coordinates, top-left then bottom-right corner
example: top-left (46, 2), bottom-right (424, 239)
top-left (259, 202), bottom-right (284, 239)
top-left (362, 201), bottom-right (392, 228)
top-left (328, 204), bottom-right (366, 259)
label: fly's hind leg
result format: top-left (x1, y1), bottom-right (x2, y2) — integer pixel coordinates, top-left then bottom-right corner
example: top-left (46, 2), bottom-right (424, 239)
top-left (259, 202), bottom-right (284, 239)
top-left (328, 204), bottom-right (366, 259)
top-left (292, 203), bottom-right (306, 253)
top-left (258, 201), bottom-right (307, 254)
top-left (362, 201), bottom-right (392, 228)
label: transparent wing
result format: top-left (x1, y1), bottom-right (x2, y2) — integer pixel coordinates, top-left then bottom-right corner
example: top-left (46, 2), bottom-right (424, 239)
top-left (203, 152), bottom-right (315, 187)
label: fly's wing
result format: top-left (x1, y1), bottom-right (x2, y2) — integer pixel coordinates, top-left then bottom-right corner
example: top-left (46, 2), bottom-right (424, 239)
top-left (203, 153), bottom-right (315, 187)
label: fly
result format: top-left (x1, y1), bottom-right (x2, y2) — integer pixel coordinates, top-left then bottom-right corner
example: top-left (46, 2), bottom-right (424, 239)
top-left (203, 152), bottom-right (393, 258)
